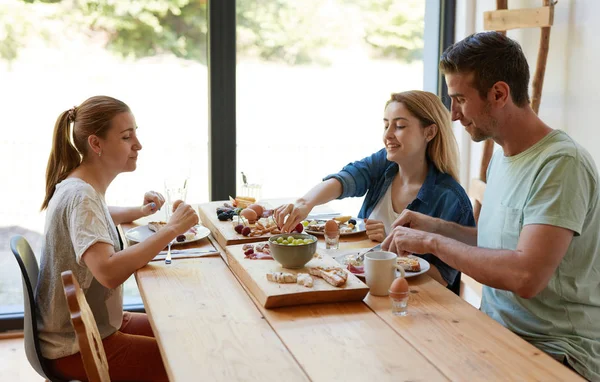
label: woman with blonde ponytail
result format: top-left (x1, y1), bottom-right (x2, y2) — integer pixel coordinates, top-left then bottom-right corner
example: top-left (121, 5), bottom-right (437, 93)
top-left (37, 96), bottom-right (198, 381)
top-left (274, 90), bottom-right (475, 294)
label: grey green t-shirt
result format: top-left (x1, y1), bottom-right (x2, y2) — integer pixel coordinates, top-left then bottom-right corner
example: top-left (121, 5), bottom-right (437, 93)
top-left (478, 130), bottom-right (600, 381)
top-left (36, 178), bottom-right (123, 359)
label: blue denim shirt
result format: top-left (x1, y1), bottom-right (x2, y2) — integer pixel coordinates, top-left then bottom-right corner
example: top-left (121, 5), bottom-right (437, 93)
top-left (324, 148), bottom-right (475, 291)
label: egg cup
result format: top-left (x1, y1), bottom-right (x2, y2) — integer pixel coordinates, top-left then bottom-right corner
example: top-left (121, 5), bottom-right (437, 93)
top-left (324, 229), bottom-right (340, 249)
top-left (389, 290), bottom-right (410, 316)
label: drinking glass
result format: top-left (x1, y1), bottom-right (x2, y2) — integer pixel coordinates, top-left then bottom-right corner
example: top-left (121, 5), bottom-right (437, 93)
top-left (164, 178), bottom-right (189, 221)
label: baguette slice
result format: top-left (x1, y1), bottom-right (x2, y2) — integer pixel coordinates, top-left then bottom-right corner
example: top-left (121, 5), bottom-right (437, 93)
top-left (308, 266), bottom-right (347, 287)
top-left (397, 256), bottom-right (421, 272)
top-left (266, 272), bottom-right (297, 284)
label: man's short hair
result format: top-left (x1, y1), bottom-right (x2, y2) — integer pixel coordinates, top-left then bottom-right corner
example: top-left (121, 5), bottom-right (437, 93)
top-left (440, 31), bottom-right (530, 107)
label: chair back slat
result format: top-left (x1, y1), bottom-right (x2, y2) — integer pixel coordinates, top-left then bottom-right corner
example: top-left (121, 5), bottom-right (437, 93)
top-left (61, 270), bottom-right (111, 382)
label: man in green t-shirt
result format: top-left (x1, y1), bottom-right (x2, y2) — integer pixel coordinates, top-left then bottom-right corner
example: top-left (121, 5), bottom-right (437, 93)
top-left (383, 31), bottom-right (600, 381)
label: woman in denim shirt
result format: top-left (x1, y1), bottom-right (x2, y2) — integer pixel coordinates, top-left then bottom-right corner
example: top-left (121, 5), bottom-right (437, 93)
top-left (275, 90), bottom-right (475, 293)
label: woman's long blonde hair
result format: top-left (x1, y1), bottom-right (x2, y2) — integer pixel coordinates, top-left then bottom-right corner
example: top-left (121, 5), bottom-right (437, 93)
top-left (41, 96), bottom-right (130, 210)
top-left (385, 90), bottom-right (460, 181)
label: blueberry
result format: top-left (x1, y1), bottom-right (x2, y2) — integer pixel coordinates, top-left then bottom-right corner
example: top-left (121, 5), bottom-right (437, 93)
top-left (348, 219), bottom-right (357, 225)
top-left (176, 234), bottom-right (186, 242)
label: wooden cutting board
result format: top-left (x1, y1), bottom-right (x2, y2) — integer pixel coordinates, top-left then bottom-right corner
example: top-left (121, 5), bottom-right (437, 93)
top-left (198, 201), bottom-right (276, 248)
top-left (226, 244), bottom-right (370, 308)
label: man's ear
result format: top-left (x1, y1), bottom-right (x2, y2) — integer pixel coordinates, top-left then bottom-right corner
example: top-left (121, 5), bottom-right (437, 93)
top-left (490, 81), bottom-right (510, 107)
top-left (425, 124), bottom-right (438, 143)
top-left (87, 135), bottom-right (102, 156)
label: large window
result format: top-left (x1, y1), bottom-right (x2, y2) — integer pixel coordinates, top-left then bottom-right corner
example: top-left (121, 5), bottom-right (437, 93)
top-left (0, 0), bottom-right (449, 330)
top-left (0, 1), bottom-right (208, 318)
top-left (235, 0), bottom-right (426, 213)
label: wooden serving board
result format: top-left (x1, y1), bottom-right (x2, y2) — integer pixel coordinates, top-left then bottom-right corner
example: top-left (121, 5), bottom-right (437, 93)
top-left (198, 201), bottom-right (275, 248)
top-left (226, 244), bottom-right (370, 308)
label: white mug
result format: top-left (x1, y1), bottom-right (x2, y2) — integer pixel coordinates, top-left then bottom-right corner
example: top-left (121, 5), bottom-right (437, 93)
top-left (364, 251), bottom-right (405, 296)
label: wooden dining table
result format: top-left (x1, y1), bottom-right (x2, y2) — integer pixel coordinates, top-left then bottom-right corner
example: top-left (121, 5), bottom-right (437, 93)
top-left (120, 200), bottom-right (583, 382)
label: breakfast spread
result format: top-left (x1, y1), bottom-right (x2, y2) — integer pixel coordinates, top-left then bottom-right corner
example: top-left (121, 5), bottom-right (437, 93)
top-left (341, 254), bottom-right (422, 274)
top-left (396, 256), bottom-right (421, 272)
top-left (305, 216), bottom-right (358, 234)
top-left (148, 221), bottom-right (198, 242)
top-left (242, 243), bottom-right (273, 259)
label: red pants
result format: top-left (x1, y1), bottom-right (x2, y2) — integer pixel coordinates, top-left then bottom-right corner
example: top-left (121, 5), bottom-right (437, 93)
top-left (48, 312), bottom-right (168, 381)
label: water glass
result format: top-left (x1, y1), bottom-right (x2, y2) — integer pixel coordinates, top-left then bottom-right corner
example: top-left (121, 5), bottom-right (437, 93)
top-left (389, 291), bottom-right (410, 316)
top-left (164, 178), bottom-right (189, 221)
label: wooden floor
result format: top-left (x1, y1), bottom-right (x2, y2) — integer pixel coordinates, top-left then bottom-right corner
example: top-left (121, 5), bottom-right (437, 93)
top-left (0, 334), bottom-right (43, 381)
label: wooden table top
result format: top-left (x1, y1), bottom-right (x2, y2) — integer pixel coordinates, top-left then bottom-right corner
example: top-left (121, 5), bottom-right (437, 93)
top-left (124, 200), bottom-right (582, 382)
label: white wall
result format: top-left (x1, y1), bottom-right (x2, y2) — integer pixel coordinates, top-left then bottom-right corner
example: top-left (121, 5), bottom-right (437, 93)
top-left (456, 0), bottom-right (600, 182)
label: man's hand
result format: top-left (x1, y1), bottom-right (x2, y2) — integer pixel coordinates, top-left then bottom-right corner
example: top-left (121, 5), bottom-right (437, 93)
top-left (382, 226), bottom-right (436, 257)
top-left (140, 191), bottom-right (165, 216)
top-left (364, 219), bottom-right (386, 242)
top-left (391, 209), bottom-right (439, 233)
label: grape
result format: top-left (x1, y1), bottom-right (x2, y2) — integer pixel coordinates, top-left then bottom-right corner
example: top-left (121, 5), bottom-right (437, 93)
top-left (348, 218), bottom-right (357, 225)
top-left (244, 248), bottom-right (254, 256)
top-left (277, 237), bottom-right (284, 243)
top-left (287, 236), bottom-right (294, 242)
top-left (293, 223), bottom-right (304, 233)
top-left (301, 220), bottom-right (309, 227)
top-left (234, 224), bottom-right (244, 234)
top-left (176, 234), bottom-right (186, 242)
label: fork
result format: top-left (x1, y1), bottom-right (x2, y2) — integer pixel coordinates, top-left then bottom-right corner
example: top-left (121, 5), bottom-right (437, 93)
top-left (355, 243), bottom-right (382, 263)
top-left (165, 242), bottom-right (173, 265)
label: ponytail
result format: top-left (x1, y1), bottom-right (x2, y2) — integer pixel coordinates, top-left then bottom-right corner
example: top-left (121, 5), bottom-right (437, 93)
top-left (41, 111), bottom-right (81, 210)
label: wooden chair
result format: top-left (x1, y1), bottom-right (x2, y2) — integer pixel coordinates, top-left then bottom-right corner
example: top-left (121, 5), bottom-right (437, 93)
top-left (469, 0), bottom-right (555, 222)
top-left (61, 270), bottom-right (111, 382)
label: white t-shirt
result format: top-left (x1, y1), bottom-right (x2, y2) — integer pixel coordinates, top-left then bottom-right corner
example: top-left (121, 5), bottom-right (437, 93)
top-left (368, 184), bottom-right (399, 234)
top-left (36, 178), bottom-right (123, 359)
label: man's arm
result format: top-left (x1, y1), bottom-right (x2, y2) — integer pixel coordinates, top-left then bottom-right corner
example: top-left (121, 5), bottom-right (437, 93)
top-left (391, 210), bottom-right (478, 246)
top-left (383, 223), bottom-right (573, 298)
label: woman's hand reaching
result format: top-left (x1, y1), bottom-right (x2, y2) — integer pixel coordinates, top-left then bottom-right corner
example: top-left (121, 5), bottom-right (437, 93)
top-left (274, 201), bottom-right (312, 233)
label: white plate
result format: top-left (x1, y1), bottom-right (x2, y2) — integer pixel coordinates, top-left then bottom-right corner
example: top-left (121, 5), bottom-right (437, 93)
top-left (305, 218), bottom-right (366, 236)
top-left (333, 253), bottom-right (430, 278)
top-left (125, 224), bottom-right (211, 245)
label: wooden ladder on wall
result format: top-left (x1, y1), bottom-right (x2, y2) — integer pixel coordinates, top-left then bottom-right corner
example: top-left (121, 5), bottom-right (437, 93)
top-left (469, 0), bottom-right (556, 222)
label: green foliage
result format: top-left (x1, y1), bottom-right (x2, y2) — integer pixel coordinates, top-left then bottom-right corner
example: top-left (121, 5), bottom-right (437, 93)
top-left (7, 0), bottom-right (425, 65)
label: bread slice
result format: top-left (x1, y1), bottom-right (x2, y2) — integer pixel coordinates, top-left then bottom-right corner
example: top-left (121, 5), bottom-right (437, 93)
top-left (397, 256), bottom-right (421, 272)
top-left (266, 272), bottom-right (297, 284)
top-left (148, 221), bottom-right (167, 233)
top-left (308, 266), bottom-right (347, 287)
top-left (296, 273), bottom-right (314, 288)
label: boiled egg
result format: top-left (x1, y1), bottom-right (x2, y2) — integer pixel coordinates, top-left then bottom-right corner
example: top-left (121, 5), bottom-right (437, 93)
top-left (324, 219), bottom-right (339, 233)
top-left (390, 277), bottom-right (409, 294)
top-left (247, 203), bottom-right (264, 217)
top-left (240, 208), bottom-right (258, 223)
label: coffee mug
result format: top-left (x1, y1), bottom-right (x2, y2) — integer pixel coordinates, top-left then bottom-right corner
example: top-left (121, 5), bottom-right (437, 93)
top-left (364, 251), bottom-right (405, 296)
